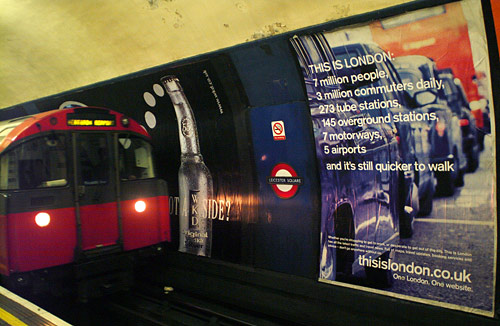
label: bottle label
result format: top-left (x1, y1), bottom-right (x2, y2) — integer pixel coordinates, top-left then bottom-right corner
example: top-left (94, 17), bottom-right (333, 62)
top-left (181, 117), bottom-right (193, 138)
top-left (184, 189), bottom-right (210, 254)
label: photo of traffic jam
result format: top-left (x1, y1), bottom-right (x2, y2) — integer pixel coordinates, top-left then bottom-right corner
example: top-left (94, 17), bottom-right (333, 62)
top-left (294, 1), bottom-right (495, 315)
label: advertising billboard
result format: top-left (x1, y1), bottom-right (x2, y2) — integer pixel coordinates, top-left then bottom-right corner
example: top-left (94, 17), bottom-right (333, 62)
top-left (291, 0), bottom-right (496, 316)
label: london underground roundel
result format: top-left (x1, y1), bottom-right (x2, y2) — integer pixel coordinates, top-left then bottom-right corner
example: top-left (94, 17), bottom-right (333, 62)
top-left (267, 163), bottom-right (303, 199)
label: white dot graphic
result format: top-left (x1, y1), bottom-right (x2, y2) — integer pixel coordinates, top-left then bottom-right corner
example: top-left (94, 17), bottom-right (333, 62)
top-left (153, 84), bottom-right (165, 97)
top-left (145, 111), bottom-right (157, 129)
top-left (143, 92), bottom-right (156, 107)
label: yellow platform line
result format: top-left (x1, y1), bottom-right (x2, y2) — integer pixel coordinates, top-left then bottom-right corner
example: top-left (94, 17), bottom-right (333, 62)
top-left (0, 307), bottom-right (28, 326)
top-left (0, 286), bottom-right (71, 326)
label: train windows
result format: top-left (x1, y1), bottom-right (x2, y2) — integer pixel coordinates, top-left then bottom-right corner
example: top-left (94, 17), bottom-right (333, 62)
top-left (77, 133), bottom-right (109, 185)
top-left (118, 135), bottom-right (155, 181)
top-left (0, 134), bottom-right (68, 190)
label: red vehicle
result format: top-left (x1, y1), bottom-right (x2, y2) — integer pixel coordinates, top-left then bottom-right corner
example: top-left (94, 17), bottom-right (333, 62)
top-left (370, 3), bottom-right (478, 101)
top-left (0, 106), bottom-right (170, 299)
top-left (370, 2), bottom-right (490, 144)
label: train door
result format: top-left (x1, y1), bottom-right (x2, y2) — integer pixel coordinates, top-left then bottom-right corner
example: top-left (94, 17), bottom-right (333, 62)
top-left (73, 132), bottom-right (120, 254)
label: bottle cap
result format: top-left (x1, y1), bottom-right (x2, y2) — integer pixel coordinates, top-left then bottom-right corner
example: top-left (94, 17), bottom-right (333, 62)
top-left (161, 76), bottom-right (183, 92)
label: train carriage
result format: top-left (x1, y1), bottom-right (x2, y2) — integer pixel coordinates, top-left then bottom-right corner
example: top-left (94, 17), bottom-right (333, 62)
top-left (0, 106), bottom-right (170, 299)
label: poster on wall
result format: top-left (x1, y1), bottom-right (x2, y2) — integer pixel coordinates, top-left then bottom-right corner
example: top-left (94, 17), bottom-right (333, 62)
top-left (291, 0), bottom-right (496, 316)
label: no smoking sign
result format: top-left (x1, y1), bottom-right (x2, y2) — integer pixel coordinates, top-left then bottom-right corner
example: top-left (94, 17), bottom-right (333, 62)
top-left (271, 120), bottom-right (286, 141)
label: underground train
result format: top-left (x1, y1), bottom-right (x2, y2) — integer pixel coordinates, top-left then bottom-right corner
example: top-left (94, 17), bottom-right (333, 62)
top-left (0, 106), bottom-right (170, 299)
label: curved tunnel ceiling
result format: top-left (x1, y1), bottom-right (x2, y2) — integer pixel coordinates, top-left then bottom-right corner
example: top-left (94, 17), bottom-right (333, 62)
top-left (0, 0), bottom-right (411, 109)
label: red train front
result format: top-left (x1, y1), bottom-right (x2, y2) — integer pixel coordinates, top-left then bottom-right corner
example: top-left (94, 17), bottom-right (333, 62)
top-left (0, 106), bottom-right (170, 299)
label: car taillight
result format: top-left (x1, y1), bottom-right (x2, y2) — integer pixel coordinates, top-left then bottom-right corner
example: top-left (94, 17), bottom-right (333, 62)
top-left (135, 200), bottom-right (146, 213)
top-left (459, 119), bottom-right (469, 127)
top-left (35, 212), bottom-right (51, 227)
top-left (435, 121), bottom-right (446, 137)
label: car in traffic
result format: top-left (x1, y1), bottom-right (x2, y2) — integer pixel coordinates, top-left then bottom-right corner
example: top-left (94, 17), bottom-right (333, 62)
top-left (393, 55), bottom-right (467, 196)
top-left (329, 42), bottom-right (436, 231)
top-left (471, 73), bottom-right (491, 151)
top-left (291, 35), bottom-right (400, 285)
top-left (439, 68), bottom-right (480, 172)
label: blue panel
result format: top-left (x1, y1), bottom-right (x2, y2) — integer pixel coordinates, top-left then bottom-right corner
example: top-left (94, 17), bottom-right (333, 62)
top-left (230, 40), bottom-right (305, 107)
top-left (249, 101), bottom-right (320, 277)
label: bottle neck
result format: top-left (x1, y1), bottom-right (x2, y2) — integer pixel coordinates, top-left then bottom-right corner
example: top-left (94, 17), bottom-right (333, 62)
top-left (162, 76), bottom-right (201, 155)
top-left (180, 153), bottom-right (204, 163)
top-left (174, 106), bottom-right (201, 155)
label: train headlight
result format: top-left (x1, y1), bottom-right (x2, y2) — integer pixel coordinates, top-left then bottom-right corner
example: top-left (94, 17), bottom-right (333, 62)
top-left (35, 212), bottom-right (51, 227)
top-left (135, 200), bottom-right (146, 213)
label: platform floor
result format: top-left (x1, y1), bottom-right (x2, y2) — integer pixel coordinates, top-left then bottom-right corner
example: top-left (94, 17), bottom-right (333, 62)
top-left (0, 286), bottom-right (71, 326)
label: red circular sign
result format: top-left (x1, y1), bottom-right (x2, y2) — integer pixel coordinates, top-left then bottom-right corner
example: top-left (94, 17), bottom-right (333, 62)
top-left (268, 163), bottom-right (301, 199)
top-left (273, 122), bottom-right (284, 135)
